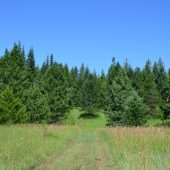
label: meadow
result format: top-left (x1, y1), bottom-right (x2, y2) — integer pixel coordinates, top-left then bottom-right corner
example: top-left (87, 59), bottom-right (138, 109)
top-left (0, 109), bottom-right (169, 170)
top-left (0, 125), bottom-right (79, 170)
top-left (104, 127), bottom-right (170, 170)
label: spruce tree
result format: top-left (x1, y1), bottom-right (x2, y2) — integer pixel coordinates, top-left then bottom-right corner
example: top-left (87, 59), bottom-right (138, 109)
top-left (23, 85), bottom-right (51, 123)
top-left (141, 60), bottom-right (161, 117)
top-left (153, 58), bottom-right (167, 100)
top-left (131, 67), bottom-right (143, 92)
top-left (42, 63), bottom-right (69, 122)
top-left (108, 70), bottom-right (132, 125)
top-left (27, 48), bottom-right (37, 84)
top-left (1, 43), bottom-right (28, 98)
top-left (107, 57), bottom-right (121, 85)
top-left (50, 54), bottom-right (54, 67)
top-left (77, 63), bottom-right (86, 107)
top-left (40, 62), bottom-right (48, 76)
top-left (81, 74), bottom-right (99, 117)
top-left (107, 70), bottom-right (148, 126)
top-left (0, 86), bottom-right (27, 123)
top-left (70, 66), bottom-right (80, 106)
top-left (98, 70), bottom-right (108, 110)
top-left (124, 92), bottom-right (148, 126)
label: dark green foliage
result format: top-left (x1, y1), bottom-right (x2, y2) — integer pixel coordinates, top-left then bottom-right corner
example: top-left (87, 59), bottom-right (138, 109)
top-left (124, 92), bottom-right (148, 126)
top-left (153, 58), bottom-right (167, 99)
top-left (155, 119), bottom-right (170, 127)
top-left (69, 66), bottom-right (79, 106)
top-left (108, 70), bottom-right (148, 126)
top-left (0, 43), bottom-right (169, 126)
top-left (161, 102), bottom-right (170, 120)
top-left (0, 86), bottom-right (27, 123)
top-left (98, 71), bottom-right (108, 110)
top-left (50, 54), bottom-right (54, 67)
top-left (40, 62), bottom-right (48, 76)
top-left (42, 63), bottom-right (69, 122)
top-left (23, 85), bottom-right (51, 123)
top-left (81, 74), bottom-right (99, 116)
top-left (107, 57), bottom-right (121, 85)
top-left (0, 43), bottom-right (28, 98)
top-left (131, 67), bottom-right (143, 91)
top-left (141, 60), bottom-right (161, 117)
top-left (27, 48), bottom-right (37, 84)
top-left (123, 59), bottom-right (134, 80)
top-left (107, 70), bottom-right (132, 125)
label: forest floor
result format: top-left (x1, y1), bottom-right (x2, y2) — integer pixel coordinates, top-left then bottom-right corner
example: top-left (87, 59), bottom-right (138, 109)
top-left (0, 109), bottom-right (169, 170)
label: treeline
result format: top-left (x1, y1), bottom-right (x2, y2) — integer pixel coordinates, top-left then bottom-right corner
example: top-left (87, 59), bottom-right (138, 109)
top-left (0, 43), bottom-right (170, 125)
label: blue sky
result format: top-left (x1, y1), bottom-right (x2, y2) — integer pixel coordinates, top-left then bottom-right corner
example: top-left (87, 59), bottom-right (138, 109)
top-left (0, 0), bottom-right (170, 72)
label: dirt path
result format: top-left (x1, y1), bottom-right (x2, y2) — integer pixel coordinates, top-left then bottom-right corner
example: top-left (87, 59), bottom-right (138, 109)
top-left (34, 129), bottom-right (115, 170)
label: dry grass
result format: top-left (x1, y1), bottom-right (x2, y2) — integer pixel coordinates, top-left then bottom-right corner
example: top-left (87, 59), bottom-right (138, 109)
top-left (0, 125), bottom-right (79, 170)
top-left (104, 127), bottom-right (170, 170)
top-left (0, 110), bottom-right (169, 170)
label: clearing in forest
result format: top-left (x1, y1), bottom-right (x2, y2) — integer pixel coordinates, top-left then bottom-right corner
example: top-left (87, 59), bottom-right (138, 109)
top-left (0, 109), bottom-right (169, 170)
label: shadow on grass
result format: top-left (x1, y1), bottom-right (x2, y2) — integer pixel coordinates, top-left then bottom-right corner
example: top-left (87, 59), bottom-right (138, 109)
top-left (78, 112), bottom-right (99, 119)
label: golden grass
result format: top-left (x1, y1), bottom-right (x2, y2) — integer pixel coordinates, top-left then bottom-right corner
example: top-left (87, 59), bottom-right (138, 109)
top-left (104, 127), bottom-right (170, 170)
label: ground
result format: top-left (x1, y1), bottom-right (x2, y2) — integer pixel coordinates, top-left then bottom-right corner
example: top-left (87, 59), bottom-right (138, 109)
top-left (0, 109), bottom-right (169, 170)
top-left (35, 110), bottom-right (115, 170)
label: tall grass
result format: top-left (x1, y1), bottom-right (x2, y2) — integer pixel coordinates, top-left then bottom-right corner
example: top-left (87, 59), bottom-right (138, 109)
top-left (104, 127), bottom-right (170, 170)
top-left (0, 110), bottom-right (169, 170)
top-left (0, 125), bottom-right (79, 170)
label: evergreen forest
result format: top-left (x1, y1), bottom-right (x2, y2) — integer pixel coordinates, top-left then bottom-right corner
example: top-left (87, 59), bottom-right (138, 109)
top-left (0, 42), bottom-right (170, 126)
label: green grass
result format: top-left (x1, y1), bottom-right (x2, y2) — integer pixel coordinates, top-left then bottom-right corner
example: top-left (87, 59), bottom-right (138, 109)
top-left (146, 118), bottom-right (170, 127)
top-left (104, 127), bottom-right (170, 170)
top-left (0, 109), bottom-right (170, 170)
top-left (0, 125), bottom-right (79, 170)
top-left (63, 108), bottom-right (107, 129)
top-left (62, 108), bottom-right (81, 125)
top-left (146, 118), bottom-right (163, 126)
top-left (77, 112), bottom-right (107, 129)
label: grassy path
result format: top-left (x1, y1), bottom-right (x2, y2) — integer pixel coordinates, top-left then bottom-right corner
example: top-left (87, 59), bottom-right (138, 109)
top-left (0, 109), bottom-right (169, 170)
top-left (35, 130), bottom-right (115, 170)
top-left (35, 110), bottom-right (115, 170)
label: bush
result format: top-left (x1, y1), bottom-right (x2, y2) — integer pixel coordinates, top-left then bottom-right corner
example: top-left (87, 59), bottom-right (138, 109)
top-left (155, 120), bottom-right (170, 127)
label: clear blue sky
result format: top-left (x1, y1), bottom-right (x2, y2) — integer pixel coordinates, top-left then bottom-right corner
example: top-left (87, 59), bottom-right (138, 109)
top-left (0, 0), bottom-right (170, 72)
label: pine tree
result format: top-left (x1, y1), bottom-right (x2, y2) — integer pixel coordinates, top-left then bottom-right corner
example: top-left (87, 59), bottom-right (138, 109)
top-left (70, 66), bottom-right (80, 106)
top-left (161, 102), bottom-right (170, 119)
top-left (40, 62), bottom-right (48, 76)
top-left (23, 85), bottom-right (51, 123)
top-left (107, 70), bottom-right (148, 126)
top-left (50, 54), bottom-right (54, 67)
top-left (79, 63), bottom-right (85, 79)
top-left (42, 63), bottom-right (69, 122)
top-left (107, 57), bottom-right (121, 85)
top-left (131, 67), bottom-right (143, 92)
top-left (0, 86), bottom-right (27, 123)
top-left (81, 74), bottom-right (100, 117)
top-left (108, 70), bottom-right (132, 125)
top-left (98, 70), bottom-right (108, 110)
top-left (1, 43), bottom-right (28, 98)
top-left (141, 60), bottom-right (161, 117)
top-left (71, 66), bottom-right (79, 79)
top-left (124, 59), bottom-right (134, 80)
top-left (153, 58), bottom-right (168, 101)
top-left (161, 74), bottom-right (170, 120)
top-left (77, 63), bottom-right (86, 107)
top-left (124, 92), bottom-right (148, 126)
top-left (27, 48), bottom-right (36, 84)
top-left (46, 55), bottom-right (50, 69)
